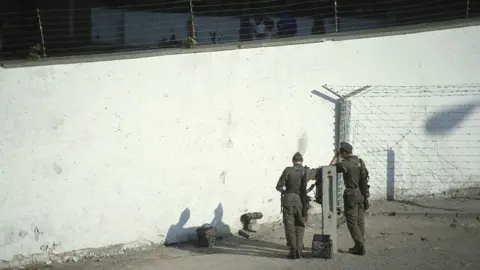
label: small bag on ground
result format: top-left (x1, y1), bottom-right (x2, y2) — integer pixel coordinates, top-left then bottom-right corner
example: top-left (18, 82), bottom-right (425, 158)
top-left (196, 224), bottom-right (217, 247)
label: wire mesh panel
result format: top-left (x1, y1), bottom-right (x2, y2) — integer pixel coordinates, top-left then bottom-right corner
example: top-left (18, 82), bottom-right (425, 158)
top-left (339, 84), bottom-right (480, 200)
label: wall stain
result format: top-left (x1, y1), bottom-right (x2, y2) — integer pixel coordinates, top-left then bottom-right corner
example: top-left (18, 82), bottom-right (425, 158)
top-left (227, 112), bottom-right (232, 125)
top-left (34, 226), bottom-right (43, 242)
top-left (219, 171), bottom-right (227, 184)
top-left (226, 138), bottom-right (233, 148)
top-left (40, 244), bottom-right (49, 251)
top-left (18, 229), bottom-right (28, 238)
top-left (297, 132), bottom-right (308, 155)
top-left (53, 163), bottom-right (63, 174)
top-left (52, 118), bottom-right (64, 130)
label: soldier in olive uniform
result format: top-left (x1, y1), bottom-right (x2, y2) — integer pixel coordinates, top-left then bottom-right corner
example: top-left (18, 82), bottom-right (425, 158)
top-left (330, 142), bottom-right (368, 255)
top-left (276, 152), bottom-right (318, 259)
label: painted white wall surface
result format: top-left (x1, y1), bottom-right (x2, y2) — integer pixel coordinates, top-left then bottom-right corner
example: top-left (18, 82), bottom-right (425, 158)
top-left (1, 24), bottom-right (480, 262)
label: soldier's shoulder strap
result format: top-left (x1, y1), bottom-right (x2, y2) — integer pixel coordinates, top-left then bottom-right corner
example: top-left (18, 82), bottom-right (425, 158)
top-left (357, 158), bottom-right (367, 169)
top-left (301, 166), bottom-right (311, 178)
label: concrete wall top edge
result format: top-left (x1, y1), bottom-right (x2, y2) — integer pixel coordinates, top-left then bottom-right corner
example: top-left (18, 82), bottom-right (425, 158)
top-left (1, 18), bottom-right (479, 69)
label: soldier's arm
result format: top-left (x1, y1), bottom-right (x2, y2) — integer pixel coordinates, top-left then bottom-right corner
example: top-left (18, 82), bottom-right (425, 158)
top-left (334, 160), bottom-right (348, 174)
top-left (305, 167), bottom-right (320, 192)
top-left (276, 168), bottom-right (288, 193)
top-left (306, 167), bottom-right (318, 180)
top-left (307, 183), bottom-right (316, 192)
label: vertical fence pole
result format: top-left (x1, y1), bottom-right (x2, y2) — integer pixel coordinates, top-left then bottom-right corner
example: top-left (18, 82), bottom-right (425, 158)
top-left (185, 0), bottom-right (197, 48)
top-left (326, 85), bottom-right (370, 215)
top-left (68, 0), bottom-right (75, 39)
top-left (334, 98), bottom-right (351, 211)
top-left (334, 0), bottom-right (339, 32)
top-left (466, 0), bottom-right (470, 18)
top-left (334, 100), bottom-right (342, 211)
top-left (189, 0), bottom-right (196, 40)
top-left (36, 8), bottom-right (46, 58)
top-left (0, 20), bottom-right (5, 53)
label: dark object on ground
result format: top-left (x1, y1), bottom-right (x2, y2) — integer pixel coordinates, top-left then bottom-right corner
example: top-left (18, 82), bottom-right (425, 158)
top-left (240, 212), bottom-right (263, 231)
top-left (196, 225), bottom-right (217, 247)
top-left (312, 234), bottom-right (333, 259)
top-left (238, 212), bottom-right (264, 239)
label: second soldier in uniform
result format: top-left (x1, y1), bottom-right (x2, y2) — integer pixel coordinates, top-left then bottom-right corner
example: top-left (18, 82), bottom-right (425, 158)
top-left (276, 152), bottom-right (318, 259)
top-left (330, 142), bottom-right (370, 255)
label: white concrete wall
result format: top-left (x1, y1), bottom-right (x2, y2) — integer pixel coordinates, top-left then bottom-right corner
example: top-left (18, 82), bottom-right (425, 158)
top-left (1, 24), bottom-right (480, 262)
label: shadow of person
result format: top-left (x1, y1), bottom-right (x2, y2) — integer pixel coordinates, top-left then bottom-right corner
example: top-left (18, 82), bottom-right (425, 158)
top-left (167, 203), bottom-right (303, 259)
top-left (164, 208), bottom-right (197, 245)
top-left (210, 203), bottom-right (232, 236)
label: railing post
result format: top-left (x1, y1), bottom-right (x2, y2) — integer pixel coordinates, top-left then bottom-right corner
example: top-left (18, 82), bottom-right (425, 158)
top-left (334, 0), bottom-right (339, 32)
top-left (36, 8), bottom-right (47, 58)
top-left (334, 98), bottom-right (350, 210)
top-left (466, 0), bottom-right (470, 18)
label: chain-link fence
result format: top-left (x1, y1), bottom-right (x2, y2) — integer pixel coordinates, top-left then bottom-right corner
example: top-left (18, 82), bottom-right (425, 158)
top-left (323, 84), bottom-right (480, 204)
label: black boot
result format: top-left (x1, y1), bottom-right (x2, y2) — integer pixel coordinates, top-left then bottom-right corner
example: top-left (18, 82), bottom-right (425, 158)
top-left (348, 242), bottom-right (359, 253)
top-left (295, 250), bottom-right (303, 259)
top-left (350, 245), bottom-right (365, 256)
top-left (288, 250), bottom-right (297, 259)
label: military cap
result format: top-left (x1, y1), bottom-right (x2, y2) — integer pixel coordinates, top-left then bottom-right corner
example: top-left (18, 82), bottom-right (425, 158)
top-left (339, 142), bottom-right (353, 152)
top-left (292, 152), bottom-right (304, 162)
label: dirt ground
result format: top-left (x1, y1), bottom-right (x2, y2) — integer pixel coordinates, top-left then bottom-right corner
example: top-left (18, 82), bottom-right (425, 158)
top-left (17, 197), bottom-right (480, 270)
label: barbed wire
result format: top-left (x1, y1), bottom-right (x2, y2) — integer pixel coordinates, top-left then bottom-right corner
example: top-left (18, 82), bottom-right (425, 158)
top-left (330, 84), bottom-right (480, 198)
top-left (0, 0), bottom-right (468, 16)
top-left (0, 0), bottom-right (463, 18)
top-left (0, 0), bottom-right (478, 60)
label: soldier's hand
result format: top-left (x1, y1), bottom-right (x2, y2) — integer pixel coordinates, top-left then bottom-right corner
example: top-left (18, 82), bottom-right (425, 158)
top-left (364, 200), bottom-right (370, 210)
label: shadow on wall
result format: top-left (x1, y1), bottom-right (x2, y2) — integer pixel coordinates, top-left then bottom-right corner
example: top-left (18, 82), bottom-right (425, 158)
top-left (165, 203), bottom-right (232, 245)
top-left (386, 149), bottom-right (395, 201)
top-left (424, 101), bottom-right (480, 135)
top-left (166, 203), bottom-right (301, 259)
top-left (311, 90), bottom-right (337, 104)
top-left (164, 208), bottom-right (197, 244)
top-left (210, 203), bottom-right (231, 235)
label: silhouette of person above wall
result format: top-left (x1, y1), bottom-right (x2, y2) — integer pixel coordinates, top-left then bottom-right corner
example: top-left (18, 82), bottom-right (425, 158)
top-left (264, 17), bottom-right (275, 39)
top-left (239, 16), bottom-right (254, 42)
top-left (311, 16), bottom-right (325, 35)
top-left (277, 12), bottom-right (297, 38)
top-left (165, 208), bottom-right (194, 245)
top-left (210, 203), bottom-right (231, 236)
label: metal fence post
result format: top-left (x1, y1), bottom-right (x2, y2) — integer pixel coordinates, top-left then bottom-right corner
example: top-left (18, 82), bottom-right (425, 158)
top-left (466, 0), bottom-right (470, 18)
top-left (334, 98), bottom-right (351, 210)
top-left (36, 8), bottom-right (47, 58)
top-left (324, 85), bottom-right (370, 214)
top-left (334, 0), bottom-right (339, 32)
